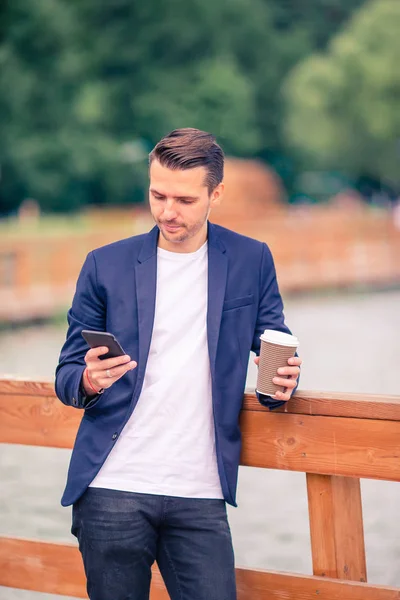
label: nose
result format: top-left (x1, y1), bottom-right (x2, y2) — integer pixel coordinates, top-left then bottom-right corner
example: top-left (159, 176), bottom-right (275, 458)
top-left (162, 200), bottom-right (178, 221)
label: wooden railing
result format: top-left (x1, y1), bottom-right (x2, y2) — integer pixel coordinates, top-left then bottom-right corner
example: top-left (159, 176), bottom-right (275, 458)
top-left (1, 378), bottom-right (400, 598)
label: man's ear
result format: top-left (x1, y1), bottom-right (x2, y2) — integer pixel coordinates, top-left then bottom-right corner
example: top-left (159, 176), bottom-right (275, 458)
top-left (210, 182), bottom-right (224, 208)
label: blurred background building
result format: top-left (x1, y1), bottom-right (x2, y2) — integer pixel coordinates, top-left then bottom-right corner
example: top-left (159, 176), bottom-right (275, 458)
top-left (1, 1), bottom-right (400, 596)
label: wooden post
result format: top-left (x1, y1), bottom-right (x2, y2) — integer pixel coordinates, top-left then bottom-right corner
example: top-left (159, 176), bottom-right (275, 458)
top-left (306, 473), bottom-right (367, 582)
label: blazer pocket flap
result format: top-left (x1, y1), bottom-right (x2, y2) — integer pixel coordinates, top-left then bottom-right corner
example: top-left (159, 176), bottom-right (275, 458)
top-left (223, 294), bottom-right (254, 311)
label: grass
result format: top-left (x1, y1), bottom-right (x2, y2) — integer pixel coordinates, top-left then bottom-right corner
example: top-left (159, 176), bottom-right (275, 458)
top-left (0, 212), bottom-right (138, 240)
top-left (0, 214), bottom-right (93, 238)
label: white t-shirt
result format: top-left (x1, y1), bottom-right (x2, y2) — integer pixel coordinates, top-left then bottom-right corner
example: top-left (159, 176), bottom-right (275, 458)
top-left (89, 241), bottom-right (223, 499)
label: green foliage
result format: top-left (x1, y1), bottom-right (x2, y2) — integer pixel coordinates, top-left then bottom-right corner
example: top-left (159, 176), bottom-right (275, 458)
top-left (0, 0), bottom-right (376, 213)
top-left (284, 0), bottom-right (400, 186)
top-left (133, 57), bottom-right (260, 155)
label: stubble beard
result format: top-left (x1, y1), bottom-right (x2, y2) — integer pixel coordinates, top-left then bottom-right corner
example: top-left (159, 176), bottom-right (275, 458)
top-left (160, 225), bottom-right (189, 244)
top-left (157, 204), bottom-right (211, 245)
top-left (159, 216), bottom-right (207, 245)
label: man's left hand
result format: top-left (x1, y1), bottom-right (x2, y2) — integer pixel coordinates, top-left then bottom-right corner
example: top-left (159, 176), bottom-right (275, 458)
top-left (253, 355), bottom-right (302, 401)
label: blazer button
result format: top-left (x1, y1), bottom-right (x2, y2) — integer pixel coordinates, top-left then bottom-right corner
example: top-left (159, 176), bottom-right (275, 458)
top-left (112, 432), bottom-right (118, 440)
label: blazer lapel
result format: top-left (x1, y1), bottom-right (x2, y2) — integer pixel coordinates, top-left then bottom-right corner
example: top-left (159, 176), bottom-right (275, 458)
top-left (134, 226), bottom-right (159, 387)
top-left (207, 222), bottom-right (228, 378)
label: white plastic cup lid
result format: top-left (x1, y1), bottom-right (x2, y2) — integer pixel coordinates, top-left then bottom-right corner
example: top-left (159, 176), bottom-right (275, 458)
top-left (260, 329), bottom-right (299, 347)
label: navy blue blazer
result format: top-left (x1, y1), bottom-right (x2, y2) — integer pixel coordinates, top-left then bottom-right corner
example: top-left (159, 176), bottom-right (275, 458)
top-left (55, 222), bottom-right (297, 507)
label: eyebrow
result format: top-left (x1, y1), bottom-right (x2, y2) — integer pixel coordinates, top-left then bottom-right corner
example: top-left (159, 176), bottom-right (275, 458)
top-left (150, 188), bottom-right (199, 201)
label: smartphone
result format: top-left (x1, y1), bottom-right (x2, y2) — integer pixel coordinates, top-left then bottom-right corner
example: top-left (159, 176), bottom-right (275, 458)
top-left (81, 330), bottom-right (126, 360)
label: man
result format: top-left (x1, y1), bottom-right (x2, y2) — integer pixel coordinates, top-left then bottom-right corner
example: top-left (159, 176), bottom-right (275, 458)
top-left (56, 128), bottom-right (302, 600)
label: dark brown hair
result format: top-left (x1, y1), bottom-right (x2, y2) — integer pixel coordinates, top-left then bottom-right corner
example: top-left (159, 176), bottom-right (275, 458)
top-left (149, 128), bottom-right (224, 194)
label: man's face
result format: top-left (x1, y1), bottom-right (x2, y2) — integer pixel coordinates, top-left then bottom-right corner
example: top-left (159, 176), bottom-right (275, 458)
top-left (149, 160), bottom-right (222, 250)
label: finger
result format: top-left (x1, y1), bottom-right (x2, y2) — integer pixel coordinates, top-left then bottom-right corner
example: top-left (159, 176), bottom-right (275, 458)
top-left (275, 374), bottom-right (297, 399)
top-left (288, 356), bottom-right (302, 367)
top-left (254, 356), bottom-right (260, 365)
top-left (85, 346), bottom-right (109, 362)
top-left (97, 361), bottom-right (137, 382)
top-left (273, 389), bottom-right (292, 401)
top-left (273, 376), bottom-right (297, 389)
top-left (90, 360), bottom-right (137, 391)
top-left (89, 354), bottom-right (133, 369)
top-left (277, 366), bottom-right (301, 377)
top-left (283, 373), bottom-right (297, 394)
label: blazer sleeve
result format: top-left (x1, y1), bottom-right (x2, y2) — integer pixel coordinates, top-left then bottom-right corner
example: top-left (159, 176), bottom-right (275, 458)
top-left (251, 243), bottom-right (300, 409)
top-left (55, 251), bottom-right (106, 409)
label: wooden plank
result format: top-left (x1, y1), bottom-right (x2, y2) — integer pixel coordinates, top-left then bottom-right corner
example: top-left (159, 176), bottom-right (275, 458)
top-left (2, 391), bottom-right (400, 482)
top-left (0, 378), bottom-right (55, 397)
top-left (235, 569), bottom-right (400, 600)
top-left (328, 477), bottom-right (367, 581)
top-left (0, 537), bottom-right (88, 598)
top-left (2, 378), bottom-right (400, 419)
top-left (244, 390), bottom-right (400, 421)
top-left (0, 393), bottom-right (81, 448)
top-left (306, 474), bottom-right (367, 581)
top-left (1, 537), bottom-right (399, 599)
top-left (306, 474), bottom-right (337, 579)
top-left (239, 410), bottom-right (400, 481)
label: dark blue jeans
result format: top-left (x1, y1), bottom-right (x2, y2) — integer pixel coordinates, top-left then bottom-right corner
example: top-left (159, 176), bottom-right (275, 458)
top-left (72, 487), bottom-right (237, 600)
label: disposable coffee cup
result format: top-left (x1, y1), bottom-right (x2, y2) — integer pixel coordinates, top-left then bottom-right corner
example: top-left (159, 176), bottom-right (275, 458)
top-left (256, 330), bottom-right (299, 398)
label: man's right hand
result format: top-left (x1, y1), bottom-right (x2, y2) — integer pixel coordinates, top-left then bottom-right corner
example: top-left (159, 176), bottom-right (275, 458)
top-left (82, 346), bottom-right (137, 396)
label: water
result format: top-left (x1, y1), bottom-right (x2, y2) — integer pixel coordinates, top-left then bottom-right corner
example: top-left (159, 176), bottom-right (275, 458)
top-left (1, 289), bottom-right (400, 598)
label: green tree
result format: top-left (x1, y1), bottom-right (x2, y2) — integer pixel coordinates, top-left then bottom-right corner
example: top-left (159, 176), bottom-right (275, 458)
top-left (0, 0), bottom-right (144, 213)
top-left (284, 0), bottom-right (400, 187)
top-left (0, 0), bottom-right (369, 213)
top-left (73, 0), bottom-right (268, 153)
